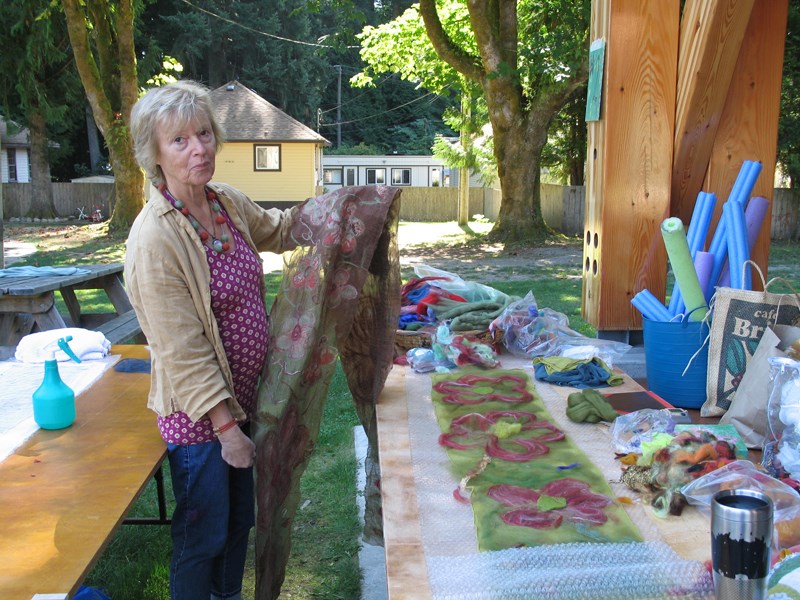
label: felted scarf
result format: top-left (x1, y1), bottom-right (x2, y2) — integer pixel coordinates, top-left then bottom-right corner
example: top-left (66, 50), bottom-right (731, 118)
top-left (253, 185), bottom-right (402, 599)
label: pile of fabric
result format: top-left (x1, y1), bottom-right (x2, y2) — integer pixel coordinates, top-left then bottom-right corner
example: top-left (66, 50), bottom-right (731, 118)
top-left (398, 266), bottom-right (517, 333)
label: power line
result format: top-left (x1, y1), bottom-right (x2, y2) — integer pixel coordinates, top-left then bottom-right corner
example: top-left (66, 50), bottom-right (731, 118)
top-left (319, 90), bottom-right (444, 126)
top-left (178, 0), bottom-right (359, 48)
top-left (318, 72), bottom-right (398, 115)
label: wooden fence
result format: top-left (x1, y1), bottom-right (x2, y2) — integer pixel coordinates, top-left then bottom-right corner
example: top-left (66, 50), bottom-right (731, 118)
top-left (3, 181), bottom-right (798, 239)
top-left (3, 182), bottom-right (115, 220)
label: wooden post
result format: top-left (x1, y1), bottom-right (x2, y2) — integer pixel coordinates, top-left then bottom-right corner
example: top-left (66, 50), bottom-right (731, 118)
top-left (583, 0), bottom-right (787, 331)
top-left (703, 0), bottom-right (788, 286)
top-left (582, 0), bottom-right (680, 333)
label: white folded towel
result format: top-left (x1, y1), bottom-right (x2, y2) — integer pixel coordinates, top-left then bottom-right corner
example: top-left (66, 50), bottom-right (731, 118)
top-left (15, 328), bottom-right (112, 363)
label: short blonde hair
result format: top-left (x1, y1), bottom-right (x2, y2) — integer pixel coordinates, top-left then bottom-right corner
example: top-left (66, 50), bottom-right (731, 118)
top-left (129, 80), bottom-right (225, 186)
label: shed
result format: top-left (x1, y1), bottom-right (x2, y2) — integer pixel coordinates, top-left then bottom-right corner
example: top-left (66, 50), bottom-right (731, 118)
top-left (0, 118), bottom-right (31, 184)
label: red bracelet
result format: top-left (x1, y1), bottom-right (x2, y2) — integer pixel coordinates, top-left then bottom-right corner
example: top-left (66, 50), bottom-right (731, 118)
top-left (213, 418), bottom-right (239, 436)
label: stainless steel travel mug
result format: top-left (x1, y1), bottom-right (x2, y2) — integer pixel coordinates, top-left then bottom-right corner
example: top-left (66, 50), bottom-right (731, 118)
top-left (711, 489), bottom-right (774, 600)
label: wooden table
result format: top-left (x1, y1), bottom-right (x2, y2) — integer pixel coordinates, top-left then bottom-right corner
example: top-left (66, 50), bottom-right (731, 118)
top-left (0, 345), bottom-right (166, 599)
top-left (0, 264), bottom-right (136, 346)
top-left (376, 356), bottom-right (718, 599)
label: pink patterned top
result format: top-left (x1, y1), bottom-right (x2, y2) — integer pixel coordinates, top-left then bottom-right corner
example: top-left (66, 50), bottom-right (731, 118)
top-left (157, 204), bottom-right (269, 445)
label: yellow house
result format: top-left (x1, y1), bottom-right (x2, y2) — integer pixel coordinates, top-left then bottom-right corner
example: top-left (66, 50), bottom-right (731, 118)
top-left (209, 81), bottom-right (329, 205)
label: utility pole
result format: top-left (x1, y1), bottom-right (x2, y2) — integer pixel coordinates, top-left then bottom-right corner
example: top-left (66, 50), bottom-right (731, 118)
top-left (335, 64), bottom-right (342, 148)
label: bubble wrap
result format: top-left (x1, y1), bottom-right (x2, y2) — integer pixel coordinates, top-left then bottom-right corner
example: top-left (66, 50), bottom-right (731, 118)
top-left (403, 357), bottom-right (714, 599)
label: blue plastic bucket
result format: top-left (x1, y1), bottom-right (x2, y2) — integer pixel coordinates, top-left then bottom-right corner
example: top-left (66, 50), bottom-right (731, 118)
top-left (642, 314), bottom-right (709, 409)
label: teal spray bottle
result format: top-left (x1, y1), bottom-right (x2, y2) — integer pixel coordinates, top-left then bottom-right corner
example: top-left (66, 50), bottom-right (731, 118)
top-left (32, 336), bottom-right (82, 430)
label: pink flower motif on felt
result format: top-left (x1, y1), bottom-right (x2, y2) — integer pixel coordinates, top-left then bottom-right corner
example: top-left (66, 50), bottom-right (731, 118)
top-left (275, 310), bottom-right (317, 359)
top-left (433, 373), bottom-right (533, 405)
top-left (328, 268), bottom-right (358, 307)
top-left (487, 478), bottom-right (612, 529)
top-left (304, 192), bottom-right (339, 226)
top-left (439, 410), bottom-right (564, 461)
top-left (304, 337), bottom-right (337, 384)
top-left (323, 201), bottom-right (364, 253)
top-left (292, 254), bottom-right (322, 290)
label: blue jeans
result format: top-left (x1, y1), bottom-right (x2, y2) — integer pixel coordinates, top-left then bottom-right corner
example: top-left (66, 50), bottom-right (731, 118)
top-left (167, 434), bottom-right (254, 600)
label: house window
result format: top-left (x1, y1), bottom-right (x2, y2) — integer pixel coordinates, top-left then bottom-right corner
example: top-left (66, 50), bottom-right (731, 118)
top-left (323, 168), bottom-right (343, 185)
top-left (430, 167), bottom-right (441, 187)
top-left (391, 168), bottom-right (411, 186)
top-left (254, 144), bottom-right (281, 171)
top-left (7, 149), bottom-right (17, 182)
top-left (366, 168), bottom-right (385, 185)
top-left (345, 168), bottom-right (356, 186)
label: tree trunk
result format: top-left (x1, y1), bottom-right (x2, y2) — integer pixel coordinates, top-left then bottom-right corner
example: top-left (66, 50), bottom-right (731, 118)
top-left (488, 102), bottom-right (550, 241)
top-left (27, 109), bottom-right (55, 220)
top-left (61, 0), bottom-right (143, 231)
top-left (105, 122), bottom-right (144, 230)
top-left (85, 104), bottom-right (103, 172)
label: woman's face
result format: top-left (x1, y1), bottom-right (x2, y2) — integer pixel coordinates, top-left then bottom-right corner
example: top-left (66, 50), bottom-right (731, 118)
top-left (156, 115), bottom-right (217, 192)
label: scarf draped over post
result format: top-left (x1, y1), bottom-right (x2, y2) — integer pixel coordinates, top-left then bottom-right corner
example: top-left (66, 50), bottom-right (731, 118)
top-left (253, 185), bottom-right (402, 599)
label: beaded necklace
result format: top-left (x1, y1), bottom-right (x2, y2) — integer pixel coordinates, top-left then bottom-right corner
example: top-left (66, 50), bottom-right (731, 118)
top-left (161, 185), bottom-right (231, 253)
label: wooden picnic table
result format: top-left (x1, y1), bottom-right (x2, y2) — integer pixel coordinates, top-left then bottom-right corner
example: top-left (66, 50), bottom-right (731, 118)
top-left (0, 345), bottom-right (166, 599)
top-left (0, 263), bottom-right (142, 345)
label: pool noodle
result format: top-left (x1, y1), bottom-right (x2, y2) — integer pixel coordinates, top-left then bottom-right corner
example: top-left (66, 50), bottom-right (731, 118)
top-left (718, 195), bottom-right (769, 287)
top-left (730, 161), bottom-right (762, 206)
top-left (661, 217), bottom-right (708, 321)
top-left (668, 287), bottom-right (686, 318)
top-left (668, 191), bottom-right (716, 316)
top-left (694, 251), bottom-right (715, 299)
top-left (725, 160), bottom-right (753, 208)
top-left (745, 196), bottom-right (769, 249)
top-left (725, 201), bottom-right (751, 289)
top-left (631, 289), bottom-right (672, 322)
top-left (687, 192), bottom-right (717, 256)
top-left (706, 160), bottom-right (761, 295)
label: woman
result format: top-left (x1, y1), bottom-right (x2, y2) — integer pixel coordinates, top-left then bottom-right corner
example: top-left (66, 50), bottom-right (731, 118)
top-left (125, 80), bottom-right (298, 600)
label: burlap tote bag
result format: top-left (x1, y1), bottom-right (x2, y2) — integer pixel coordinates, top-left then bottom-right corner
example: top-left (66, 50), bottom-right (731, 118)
top-left (700, 262), bottom-right (800, 417)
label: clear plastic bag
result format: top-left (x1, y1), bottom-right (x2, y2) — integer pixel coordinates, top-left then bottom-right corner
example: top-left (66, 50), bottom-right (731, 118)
top-left (432, 322), bottom-right (500, 369)
top-left (681, 459), bottom-right (800, 550)
top-left (490, 292), bottom-right (631, 365)
top-left (610, 408), bottom-right (676, 454)
top-left (763, 357), bottom-right (800, 480)
top-left (413, 264), bottom-right (510, 305)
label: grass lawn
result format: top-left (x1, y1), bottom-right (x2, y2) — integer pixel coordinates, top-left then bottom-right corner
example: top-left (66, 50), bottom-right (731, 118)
top-left (3, 220), bottom-right (798, 599)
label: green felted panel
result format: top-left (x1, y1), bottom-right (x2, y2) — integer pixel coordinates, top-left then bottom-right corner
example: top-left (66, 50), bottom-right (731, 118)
top-left (431, 367), bottom-right (643, 551)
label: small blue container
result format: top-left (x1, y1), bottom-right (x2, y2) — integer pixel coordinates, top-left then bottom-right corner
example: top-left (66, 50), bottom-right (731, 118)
top-left (642, 314), bottom-right (709, 409)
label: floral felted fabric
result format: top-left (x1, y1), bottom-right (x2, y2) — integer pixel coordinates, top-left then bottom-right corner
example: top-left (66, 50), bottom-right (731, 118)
top-left (432, 367), bottom-right (642, 551)
top-left (253, 186), bottom-right (401, 599)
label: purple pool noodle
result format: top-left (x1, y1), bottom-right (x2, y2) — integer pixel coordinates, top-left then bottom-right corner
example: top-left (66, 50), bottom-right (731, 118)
top-left (694, 251), bottom-right (714, 299)
top-left (745, 196), bottom-right (769, 249)
top-left (632, 290), bottom-right (671, 322)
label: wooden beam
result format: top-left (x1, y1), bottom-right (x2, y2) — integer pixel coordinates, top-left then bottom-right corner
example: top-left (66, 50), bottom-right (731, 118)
top-left (583, 0), bottom-right (680, 331)
top-left (671, 0), bottom-right (755, 223)
top-left (704, 0), bottom-right (788, 287)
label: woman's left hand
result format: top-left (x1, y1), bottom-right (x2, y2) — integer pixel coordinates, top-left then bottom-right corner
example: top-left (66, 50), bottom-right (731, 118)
top-left (217, 426), bottom-right (256, 468)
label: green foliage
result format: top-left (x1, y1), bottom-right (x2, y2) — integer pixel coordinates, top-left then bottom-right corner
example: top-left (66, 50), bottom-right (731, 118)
top-left (325, 141), bottom-right (385, 155)
top-left (777, 0), bottom-right (800, 187)
top-left (541, 90), bottom-right (588, 185)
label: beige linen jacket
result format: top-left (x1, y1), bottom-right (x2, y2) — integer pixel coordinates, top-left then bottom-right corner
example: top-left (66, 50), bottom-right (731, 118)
top-left (125, 182), bottom-right (298, 424)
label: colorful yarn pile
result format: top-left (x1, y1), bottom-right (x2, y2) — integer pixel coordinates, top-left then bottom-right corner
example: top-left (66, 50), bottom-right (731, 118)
top-left (619, 429), bottom-right (737, 517)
